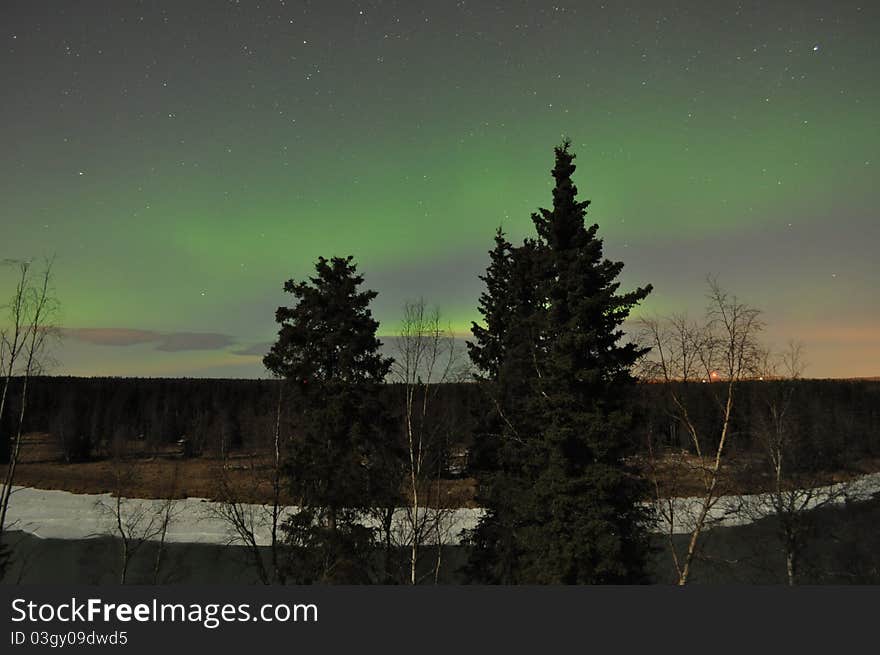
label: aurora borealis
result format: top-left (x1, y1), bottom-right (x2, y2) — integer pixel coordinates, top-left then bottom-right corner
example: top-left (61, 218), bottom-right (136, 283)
top-left (2, 1), bottom-right (877, 378)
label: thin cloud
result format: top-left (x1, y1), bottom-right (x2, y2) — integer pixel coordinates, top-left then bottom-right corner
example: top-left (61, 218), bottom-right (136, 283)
top-left (154, 332), bottom-right (235, 352)
top-left (63, 327), bottom-right (235, 352)
top-left (231, 342), bottom-right (273, 357)
top-left (62, 328), bottom-right (160, 347)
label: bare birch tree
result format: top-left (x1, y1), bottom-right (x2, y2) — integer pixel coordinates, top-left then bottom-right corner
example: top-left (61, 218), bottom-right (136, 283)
top-left (152, 463), bottom-right (183, 584)
top-left (210, 460), bottom-right (273, 584)
top-left (267, 377), bottom-right (287, 583)
top-left (390, 299), bottom-right (464, 584)
top-left (639, 277), bottom-right (764, 584)
top-left (96, 457), bottom-right (165, 584)
top-left (0, 259), bottom-right (59, 552)
top-left (208, 378), bottom-right (288, 584)
top-left (740, 341), bottom-right (852, 584)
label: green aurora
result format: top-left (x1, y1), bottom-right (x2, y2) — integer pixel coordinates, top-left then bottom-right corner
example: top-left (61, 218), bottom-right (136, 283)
top-left (1, 1), bottom-right (878, 377)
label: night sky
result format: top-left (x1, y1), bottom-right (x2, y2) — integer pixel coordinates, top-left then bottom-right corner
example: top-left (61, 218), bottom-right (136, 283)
top-left (2, 1), bottom-right (877, 378)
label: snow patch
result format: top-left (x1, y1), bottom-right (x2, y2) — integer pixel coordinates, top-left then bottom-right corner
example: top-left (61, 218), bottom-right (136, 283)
top-left (3, 473), bottom-right (879, 545)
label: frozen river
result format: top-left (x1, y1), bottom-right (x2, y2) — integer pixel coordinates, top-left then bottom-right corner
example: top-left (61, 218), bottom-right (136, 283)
top-left (3, 472), bottom-right (879, 545)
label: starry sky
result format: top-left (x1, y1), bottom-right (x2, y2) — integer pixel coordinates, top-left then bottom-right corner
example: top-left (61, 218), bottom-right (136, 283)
top-left (1, 0), bottom-right (878, 378)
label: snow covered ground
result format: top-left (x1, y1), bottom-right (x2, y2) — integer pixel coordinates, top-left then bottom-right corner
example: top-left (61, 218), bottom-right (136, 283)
top-left (3, 472), bottom-right (879, 546)
top-left (651, 472), bottom-right (880, 534)
top-left (0, 486), bottom-right (484, 546)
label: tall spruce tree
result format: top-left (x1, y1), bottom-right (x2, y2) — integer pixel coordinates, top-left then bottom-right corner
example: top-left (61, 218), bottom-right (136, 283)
top-left (468, 228), bottom-right (514, 380)
top-left (466, 232), bottom-right (544, 581)
top-left (467, 140), bottom-right (653, 583)
top-left (264, 255), bottom-right (398, 583)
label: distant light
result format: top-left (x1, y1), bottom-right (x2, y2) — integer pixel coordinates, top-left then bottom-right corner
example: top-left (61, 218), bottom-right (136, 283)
top-left (813, 45), bottom-right (819, 52)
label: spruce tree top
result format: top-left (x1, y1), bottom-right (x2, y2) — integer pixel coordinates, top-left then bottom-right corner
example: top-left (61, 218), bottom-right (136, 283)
top-left (533, 138), bottom-right (592, 251)
top-left (263, 255), bottom-right (392, 385)
top-left (468, 139), bottom-right (651, 386)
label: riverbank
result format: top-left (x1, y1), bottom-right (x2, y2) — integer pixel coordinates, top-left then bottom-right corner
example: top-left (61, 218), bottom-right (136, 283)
top-left (3, 471), bottom-right (880, 547)
top-left (4, 491), bottom-right (879, 584)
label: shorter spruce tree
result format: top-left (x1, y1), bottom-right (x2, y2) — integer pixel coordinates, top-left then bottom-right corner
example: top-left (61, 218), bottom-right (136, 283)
top-left (264, 256), bottom-right (400, 583)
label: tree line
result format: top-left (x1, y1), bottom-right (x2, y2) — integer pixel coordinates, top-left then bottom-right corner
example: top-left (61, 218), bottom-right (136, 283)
top-left (8, 376), bottom-right (877, 469)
